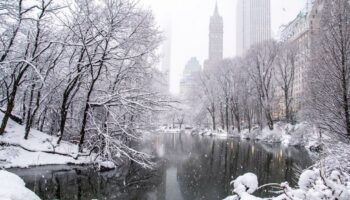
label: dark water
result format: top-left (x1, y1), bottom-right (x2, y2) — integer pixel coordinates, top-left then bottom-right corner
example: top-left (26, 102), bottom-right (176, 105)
top-left (10, 133), bottom-right (312, 200)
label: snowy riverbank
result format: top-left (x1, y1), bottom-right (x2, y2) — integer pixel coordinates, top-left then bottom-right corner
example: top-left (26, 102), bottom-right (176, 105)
top-left (0, 170), bottom-right (41, 200)
top-left (239, 122), bottom-right (319, 147)
top-left (188, 122), bottom-right (320, 147)
top-left (221, 123), bottom-right (350, 199)
top-left (0, 113), bottom-right (96, 169)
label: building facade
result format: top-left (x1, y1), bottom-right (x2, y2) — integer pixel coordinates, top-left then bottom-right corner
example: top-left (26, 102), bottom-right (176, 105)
top-left (274, 0), bottom-right (325, 119)
top-left (236, 0), bottom-right (271, 56)
top-left (204, 2), bottom-right (224, 71)
top-left (180, 57), bottom-right (202, 98)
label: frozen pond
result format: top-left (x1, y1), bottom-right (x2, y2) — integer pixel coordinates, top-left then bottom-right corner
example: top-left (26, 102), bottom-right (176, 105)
top-left (9, 132), bottom-right (312, 200)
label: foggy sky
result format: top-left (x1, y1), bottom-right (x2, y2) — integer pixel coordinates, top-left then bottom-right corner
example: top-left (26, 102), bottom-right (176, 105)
top-left (140, 0), bottom-right (307, 93)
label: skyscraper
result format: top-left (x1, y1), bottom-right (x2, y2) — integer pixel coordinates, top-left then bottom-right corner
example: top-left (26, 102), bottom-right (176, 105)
top-left (180, 57), bottom-right (201, 97)
top-left (204, 1), bottom-right (224, 70)
top-left (161, 20), bottom-right (172, 75)
top-left (236, 0), bottom-right (271, 56)
top-left (209, 2), bottom-right (223, 61)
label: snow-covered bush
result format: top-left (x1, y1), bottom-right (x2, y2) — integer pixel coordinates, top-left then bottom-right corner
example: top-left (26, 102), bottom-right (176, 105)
top-left (224, 169), bottom-right (350, 200)
top-left (256, 126), bottom-right (283, 143)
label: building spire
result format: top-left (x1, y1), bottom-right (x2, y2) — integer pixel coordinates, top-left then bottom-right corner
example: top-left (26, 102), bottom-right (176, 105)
top-left (214, 1), bottom-right (219, 16)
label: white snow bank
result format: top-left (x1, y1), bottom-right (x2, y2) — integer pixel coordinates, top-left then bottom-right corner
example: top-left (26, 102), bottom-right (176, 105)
top-left (162, 128), bottom-right (182, 134)
top-left (193, 128), bottom-right (228, 138)
top-left (224, 168), bottom-right (350, 200)
top-left (239, 122), bottom-right (317, 147)
top-left (0, 170), bottom-right (41, 200)
top-left (0, 113), bottom-right (95, 168)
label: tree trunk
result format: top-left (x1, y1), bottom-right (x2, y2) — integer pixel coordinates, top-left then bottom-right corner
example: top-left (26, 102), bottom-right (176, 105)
top-left (24, 83), bottom-right (35, 139)
top-left (265, 110), bottom-right (274, 130)
top-left (0, 76), bottom-right (22, 135)
top-left (211, 103), bottom-right (216, 130)
top-left (0, 95), bottom-right (15, 135)
top-left (342, 64), bottom-right (350, 137)
top-left (78, 101), bottom-right (90, 152)
top-left (220, 103), bottom-right (225, 130)
top-left (225, 98), bottom-right (229, 131)
top-left (235, 113), bottom-right (241, 133)
top-left (39, 108), bottom-right (47, 131)
top-left (231, 109), bottom-right (235, 131)
top-left (58, 95), bottom-right (69, 144)
top-left (248, 115), bottom-right (252, 132)
top-left (21, 90), bottom-right (27, 122)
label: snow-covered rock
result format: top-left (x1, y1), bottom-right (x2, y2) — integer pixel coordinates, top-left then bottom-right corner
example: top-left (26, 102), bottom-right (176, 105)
top-left (232, 173), bottom-right (259, 195)
top-left (224, 173), bottom-right (262, 200)
top-left (0, 170), bottom-right (41, 200)
top-left (98, 161), bottom-right (116, 172)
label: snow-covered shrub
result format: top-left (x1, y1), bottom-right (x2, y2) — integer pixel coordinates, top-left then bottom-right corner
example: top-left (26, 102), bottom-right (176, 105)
top-left (225, 169), bottom-right (350, 200)
top-left (288, 123), bottom-right (315, 146)
top-left (256, 126), bottom-right (283, 143)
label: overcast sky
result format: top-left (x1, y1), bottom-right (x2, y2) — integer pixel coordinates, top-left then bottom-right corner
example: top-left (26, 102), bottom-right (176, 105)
top-left (140, 0), bottom-right (307, 93)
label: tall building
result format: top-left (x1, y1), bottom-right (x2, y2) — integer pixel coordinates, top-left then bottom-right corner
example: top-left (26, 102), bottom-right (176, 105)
top-left (209, 2), bottom-right (223, 61)
top-left (275, 4), bottom-right (312, 118)
top-left (274, 0), bottom-right (324, 118)
top-left (180, 57), bottom-right (201, 98)
top-left (236, 0), bottom-right (271, 56)
top-left (161, 21), bottom-right (172, 75)
top-left (160, 18), bottom-right (172, 92)
top-left (204, 1), bottom-right (224, 70)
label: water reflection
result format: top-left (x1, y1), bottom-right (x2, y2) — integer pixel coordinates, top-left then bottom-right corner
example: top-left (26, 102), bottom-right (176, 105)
top-left (10, 133), bottom-right (312, 200)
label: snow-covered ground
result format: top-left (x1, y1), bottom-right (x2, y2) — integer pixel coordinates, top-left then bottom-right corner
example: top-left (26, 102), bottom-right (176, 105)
top-left (0, 170), bottom-right (41, 200)
top-left (0, 113), bottom-right (96, 168)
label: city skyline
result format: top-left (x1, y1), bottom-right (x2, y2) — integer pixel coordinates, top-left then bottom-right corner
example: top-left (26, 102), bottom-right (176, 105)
top-left (141, 0), bottom-right (307, 93)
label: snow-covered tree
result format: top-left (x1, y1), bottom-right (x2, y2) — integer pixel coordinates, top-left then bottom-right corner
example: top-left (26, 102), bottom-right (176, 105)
top-left (307, 0), bottom-right (350, 140)
top-left (275, 43), bottom-right (298, 123)
top-left (246, 40), bottom-right (278, 130)
top-left (0, 0), bottom-right (167, 167)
